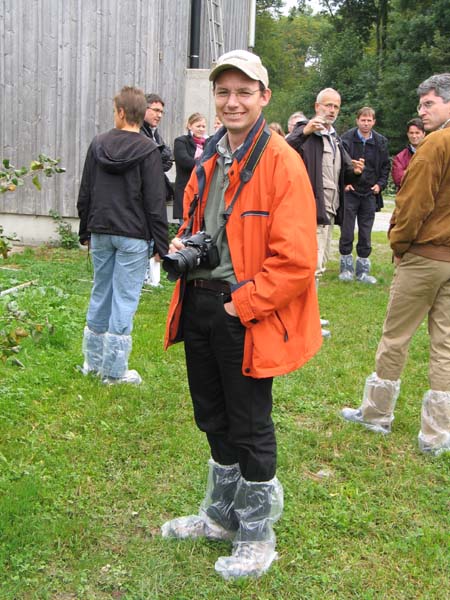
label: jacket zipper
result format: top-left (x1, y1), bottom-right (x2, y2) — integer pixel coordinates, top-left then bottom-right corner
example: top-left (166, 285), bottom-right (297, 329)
top-left (275, 311), bottom-right (289, 342)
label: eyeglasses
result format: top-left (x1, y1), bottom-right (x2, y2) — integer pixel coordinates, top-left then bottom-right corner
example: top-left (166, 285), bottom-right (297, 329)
top-left (319, 102), bottom-right (340, 110)
top-left (214, 88), bottom-right (261, 99)
top-left (417, 101), bottom-right (437, 112)
top-left (148, 106), bottom-right (164, 115)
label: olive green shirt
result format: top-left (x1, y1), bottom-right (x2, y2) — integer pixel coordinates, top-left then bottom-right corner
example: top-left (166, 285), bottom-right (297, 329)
top-left (190, 133), bottom-right (237, 283)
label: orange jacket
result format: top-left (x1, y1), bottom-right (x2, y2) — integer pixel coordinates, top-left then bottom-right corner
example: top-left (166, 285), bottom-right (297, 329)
top-left (165, 118), bottom-right (322, 378)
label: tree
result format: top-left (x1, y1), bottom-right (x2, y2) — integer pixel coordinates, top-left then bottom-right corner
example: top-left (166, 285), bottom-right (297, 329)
top-left (255, 0), bottom-right (450, 150)
top-left (255, 6), bottom-right (331, 126)
top-left (378, 0), bottom-right (450, 150)
top-left (256, 0), bottom-right (284, 16)
top-left (0, 156), bottom-right (65, 194)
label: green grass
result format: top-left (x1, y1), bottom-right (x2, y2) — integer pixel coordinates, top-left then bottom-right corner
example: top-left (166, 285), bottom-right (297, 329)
top-left (0, 237), bottom-right (449, 599)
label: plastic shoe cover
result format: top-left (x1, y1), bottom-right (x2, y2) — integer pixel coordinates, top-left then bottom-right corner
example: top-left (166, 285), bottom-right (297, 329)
top-left (339, 270), bottom-right (354, 282)
top-left (81, 326), bottom-right (104, 374)
top-left (161, 459), bottom-right (240, 541)
top-left (215, 476), bottom-right (283, 579)
top-left (341, 407), bottom-right (391, 434)
top-left (79, 361), bottom-right (101, 377)
top-left (161, 514), bottom-right (235, 541)
top-left (101, 332), bottom-right (134, 379)
top-left (102, 369), bottom-right (142, 385)
top-left (200, 459), bottom-right (241, 532)
top-left (339, 254), bottom-right (354, 282)
top-left (356, 257), bottom-right (377, 284)
top-left (215, 541), bottom-right (278, 579)
top-left (418, 390), bottom-right (450, 456)
top-left (321, 328), bottom-right (331, 338)
top-left (357, 272), bottom-right (377, 284)
top-left (341, 372), bottom-right (400, 433)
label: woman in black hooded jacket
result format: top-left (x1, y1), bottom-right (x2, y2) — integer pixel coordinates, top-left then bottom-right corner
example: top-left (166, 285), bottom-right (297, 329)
top-left (77, 86), bottom-right (168, 384)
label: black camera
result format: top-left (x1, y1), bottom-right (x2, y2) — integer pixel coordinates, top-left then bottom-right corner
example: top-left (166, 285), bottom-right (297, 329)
top-left (162, 231), bottom-right (220, 281)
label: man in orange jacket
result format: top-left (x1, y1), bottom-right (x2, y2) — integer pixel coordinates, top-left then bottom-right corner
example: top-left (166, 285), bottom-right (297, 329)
top-left (161, 50), bottom-right (321, 579)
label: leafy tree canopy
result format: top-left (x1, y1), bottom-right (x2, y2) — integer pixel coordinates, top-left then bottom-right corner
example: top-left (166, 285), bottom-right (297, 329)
top-left (256, 0), bottom-right (450, 152)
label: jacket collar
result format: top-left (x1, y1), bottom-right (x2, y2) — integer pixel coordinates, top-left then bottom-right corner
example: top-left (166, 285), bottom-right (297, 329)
top-left (200, 114), bottom-right (265, 165)
top-left (196, 114), bottom-right (266, 203)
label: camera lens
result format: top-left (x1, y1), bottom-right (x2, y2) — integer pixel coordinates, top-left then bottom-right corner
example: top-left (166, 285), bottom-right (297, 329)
top-left (162, 247), bottom-right (201, 281)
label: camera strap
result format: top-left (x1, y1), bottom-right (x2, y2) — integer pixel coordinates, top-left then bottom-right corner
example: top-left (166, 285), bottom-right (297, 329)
top-left (211, 124), bottom-right (271, 243)
top-left (183, 194), bottom-right (199, 238)
top-left (183, 126), bottom-right (271, 243)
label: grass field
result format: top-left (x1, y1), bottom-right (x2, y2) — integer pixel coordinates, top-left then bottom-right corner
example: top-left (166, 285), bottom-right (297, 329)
top-left (0, 234), bottom-right (448, 599)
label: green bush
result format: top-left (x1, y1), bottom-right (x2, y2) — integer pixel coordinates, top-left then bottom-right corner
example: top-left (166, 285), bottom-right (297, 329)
top-left (49, 210), bottom-right (79, 249)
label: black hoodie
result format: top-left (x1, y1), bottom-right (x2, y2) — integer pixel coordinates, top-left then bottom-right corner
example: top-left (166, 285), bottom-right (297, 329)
top-left (77, 128), bottom-right (168, 256)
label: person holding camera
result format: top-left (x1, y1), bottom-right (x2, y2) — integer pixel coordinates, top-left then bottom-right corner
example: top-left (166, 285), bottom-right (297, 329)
top-left (160, 50), bottom-right (321, 579)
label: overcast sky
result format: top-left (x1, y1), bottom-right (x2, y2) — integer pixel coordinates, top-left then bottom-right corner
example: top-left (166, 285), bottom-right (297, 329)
top-left (282, 0), bottom-right (321, 13)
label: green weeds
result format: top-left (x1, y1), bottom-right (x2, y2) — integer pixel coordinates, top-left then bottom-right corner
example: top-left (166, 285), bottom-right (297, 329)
top-left (49, 210), bottom-right (80, 249)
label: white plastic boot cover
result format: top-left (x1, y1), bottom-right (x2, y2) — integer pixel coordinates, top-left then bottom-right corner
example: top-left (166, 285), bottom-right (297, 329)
top-left (418, 390), bottom-right (450, 455)
top-left (161, 459), bottom-right (240, 541)
top-left (81, 326), bottom-right (104, 375)
top-left (215, 476), bottom-right (284, 579)
top-left (101, 332), bottom-right (142, 384)
top-left (341, 372), bottom-right (400, 433)
top-left (201, 458), bottom-right (240, 532)
top-left (339, 254), bottom-right (354, 282)
top-left (355, 257), bottom-right (377, 284)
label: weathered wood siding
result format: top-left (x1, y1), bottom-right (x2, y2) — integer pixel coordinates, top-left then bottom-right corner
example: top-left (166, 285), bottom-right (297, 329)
top-left (0, 0), bottom-right (251, 218)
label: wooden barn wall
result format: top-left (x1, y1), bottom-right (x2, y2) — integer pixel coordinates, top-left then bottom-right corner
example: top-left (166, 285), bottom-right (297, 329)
top-left (0, 0), bottom-right (251, 219)
top-left (200, 1), bottom-right (252, 67)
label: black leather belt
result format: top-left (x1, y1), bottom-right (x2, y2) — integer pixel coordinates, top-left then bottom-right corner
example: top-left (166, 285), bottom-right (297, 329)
top-left (188, 279), bottom-right (231, 294)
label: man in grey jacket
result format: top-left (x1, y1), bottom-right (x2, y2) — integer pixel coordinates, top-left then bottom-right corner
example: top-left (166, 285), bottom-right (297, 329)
top-left (287, 88), bottom-right (364, 336)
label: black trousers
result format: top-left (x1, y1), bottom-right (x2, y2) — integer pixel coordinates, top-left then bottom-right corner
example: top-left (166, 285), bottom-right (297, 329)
top-left (182, 286), bottom-right (276, 482)
top-left (339, 191), bottom-right (377, 258)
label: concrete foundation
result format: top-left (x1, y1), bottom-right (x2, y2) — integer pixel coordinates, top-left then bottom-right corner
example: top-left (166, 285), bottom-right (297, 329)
top-left (0, 214), bottom-right (73, 246)
top-left (1, 203), bottom-right (178, 246)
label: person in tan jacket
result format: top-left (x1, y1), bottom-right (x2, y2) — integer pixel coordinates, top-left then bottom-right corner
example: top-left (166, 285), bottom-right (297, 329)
top-left (341, 72), bottom-right (450, 456)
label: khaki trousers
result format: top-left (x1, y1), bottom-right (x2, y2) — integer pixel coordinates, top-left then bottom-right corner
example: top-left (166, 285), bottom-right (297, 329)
top-left (376, 252), bottom-right (450, 390)
top-left (316, 213), bottom-right (335, 277)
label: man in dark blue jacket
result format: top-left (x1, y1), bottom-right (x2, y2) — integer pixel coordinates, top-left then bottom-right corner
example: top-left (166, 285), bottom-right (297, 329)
top-left (339, 107), bottom-right (390, 284)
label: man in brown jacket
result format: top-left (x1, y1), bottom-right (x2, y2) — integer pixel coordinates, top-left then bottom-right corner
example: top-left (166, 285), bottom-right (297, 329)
top-left (341, 73), bottom-right (450, 455)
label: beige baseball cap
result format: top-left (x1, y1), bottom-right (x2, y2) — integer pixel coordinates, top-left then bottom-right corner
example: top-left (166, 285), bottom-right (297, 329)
top-left (209, 50), bottom-right (269, 88)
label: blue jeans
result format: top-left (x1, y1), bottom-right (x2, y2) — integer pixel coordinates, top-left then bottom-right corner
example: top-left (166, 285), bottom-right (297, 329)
top-left (87, 234), bottom-right (148, 335)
